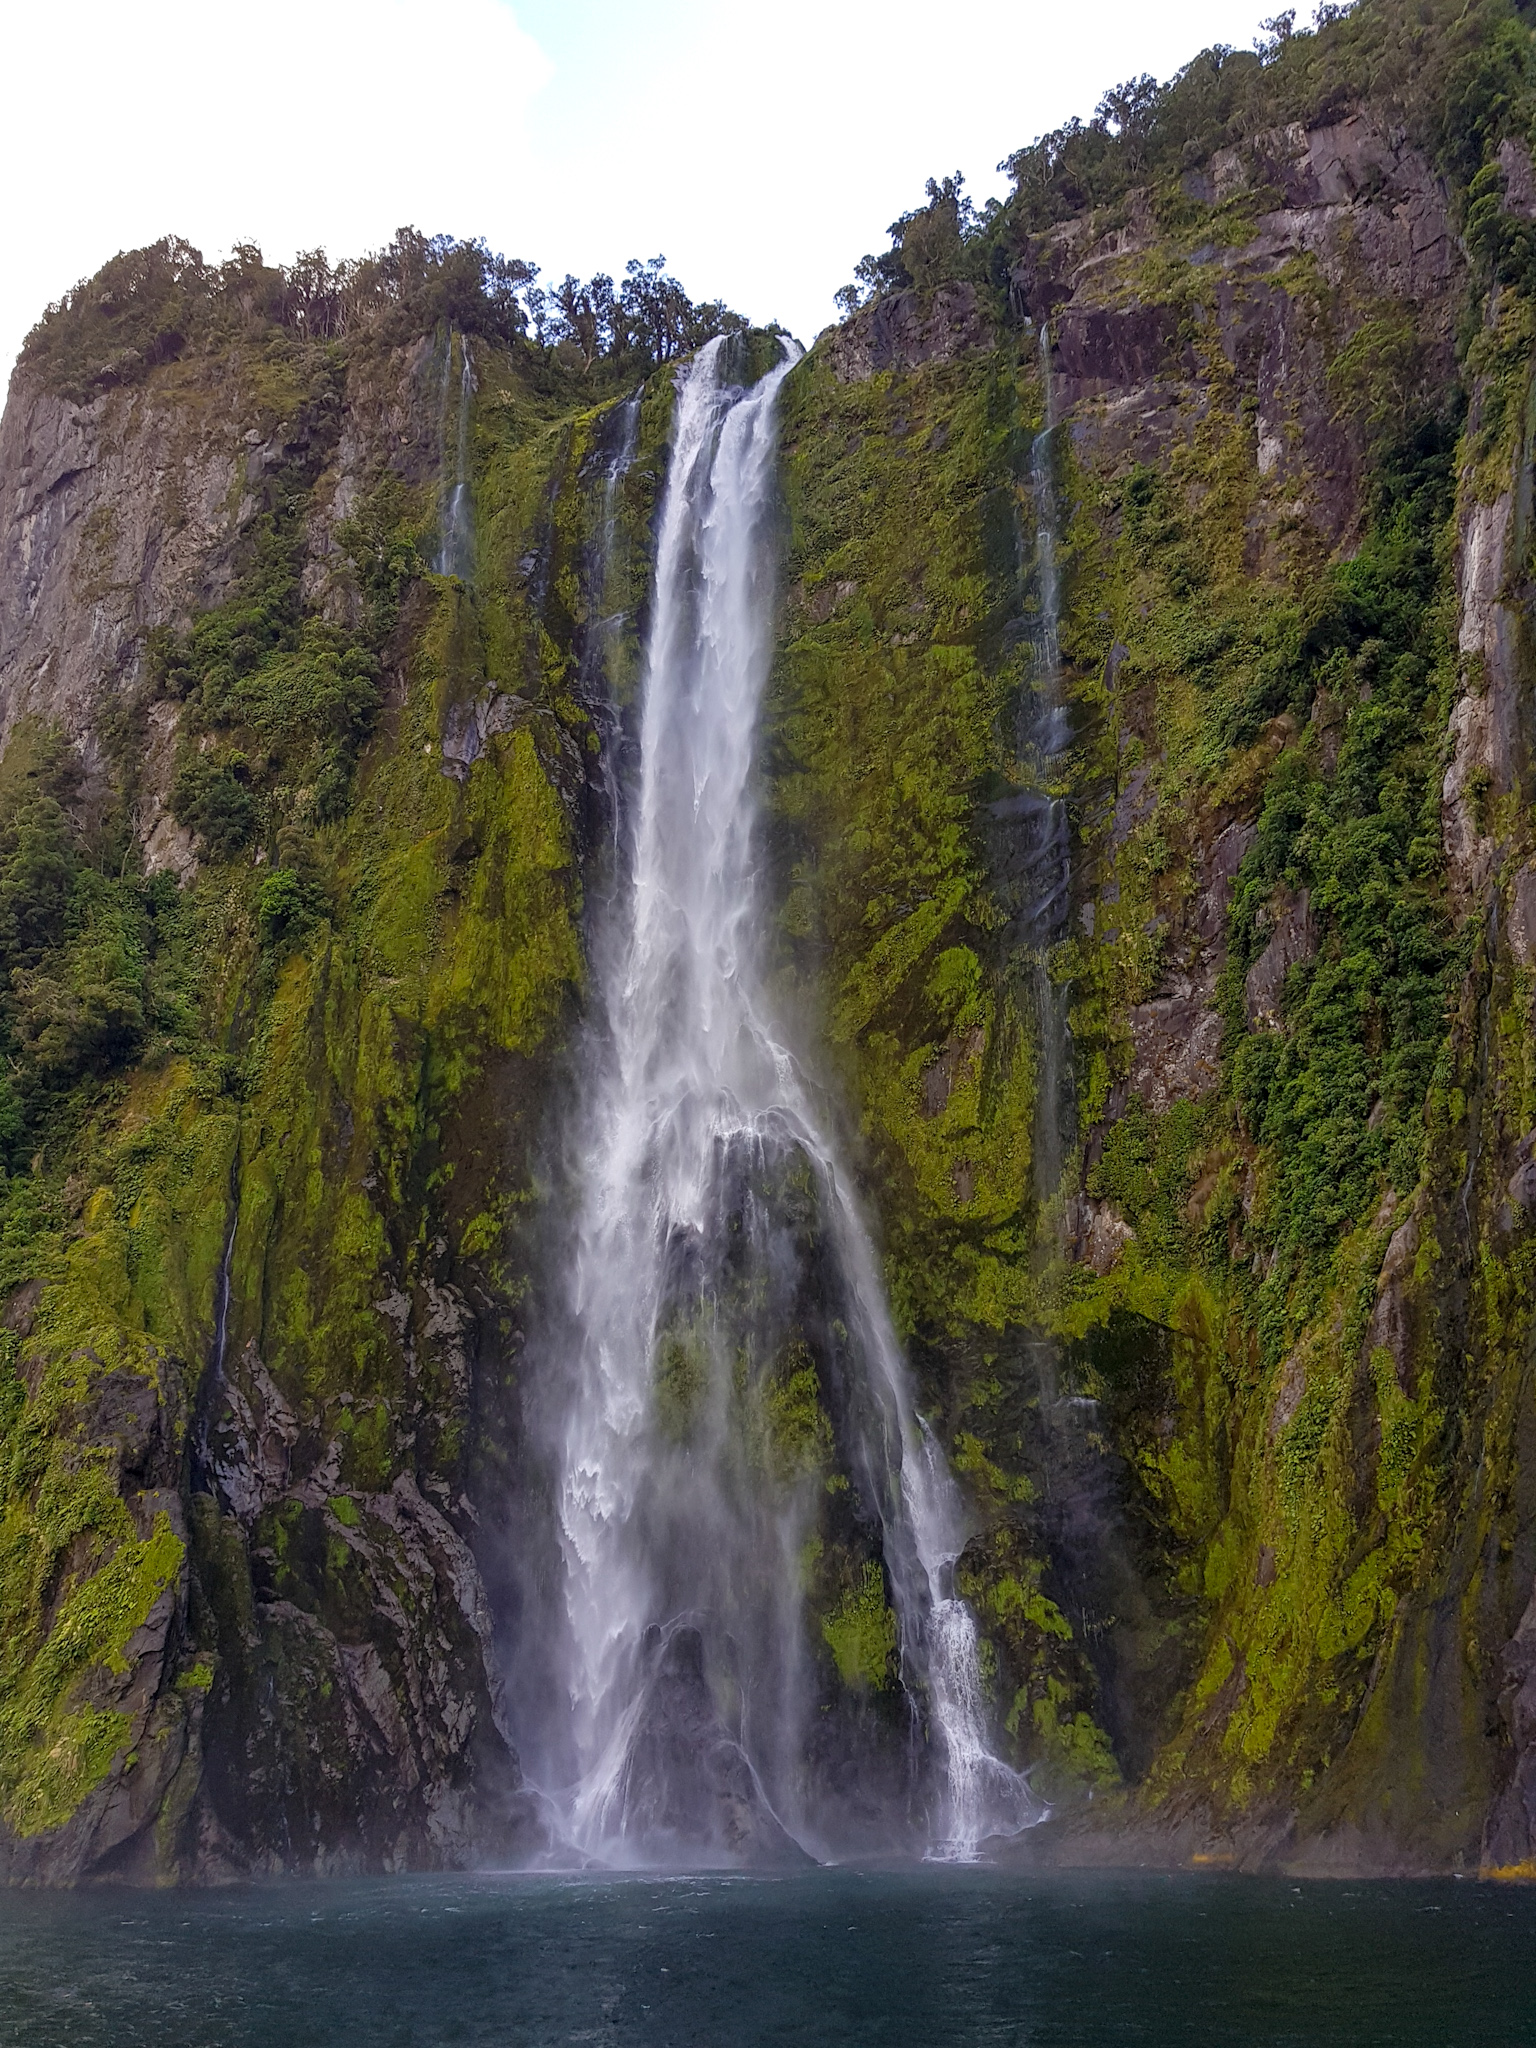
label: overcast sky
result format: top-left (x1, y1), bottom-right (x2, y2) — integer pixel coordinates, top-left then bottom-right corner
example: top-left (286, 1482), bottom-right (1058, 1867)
top-left (5, 0), bottom-right (1286, 382)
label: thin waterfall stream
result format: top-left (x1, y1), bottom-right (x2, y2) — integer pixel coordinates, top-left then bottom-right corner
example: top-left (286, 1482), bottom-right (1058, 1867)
top-left (437, 331), bottom-right (474, 580)
top-left (580, 391), bottom-right (643, 875)
top-left (1024, 323), bottom-right (1075, 1205)
top-left (529, 336), bottom-right (1041, 1866)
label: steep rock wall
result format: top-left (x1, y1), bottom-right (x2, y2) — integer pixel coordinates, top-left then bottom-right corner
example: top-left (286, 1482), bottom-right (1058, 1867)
top-left (765, 94), bottom-right (1536, 1875)
top-left (0, 312), bottom-right (665, 1880)
top-left (5, 0), bottom-right (1536, 1884)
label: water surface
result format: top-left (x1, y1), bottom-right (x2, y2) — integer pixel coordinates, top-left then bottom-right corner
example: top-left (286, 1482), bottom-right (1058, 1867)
top-left (1, 1866), bottom-right (1530, 2046)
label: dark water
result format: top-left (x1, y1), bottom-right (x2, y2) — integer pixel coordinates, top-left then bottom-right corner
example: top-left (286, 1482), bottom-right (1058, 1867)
top-left (1, 1866), bottom-right (1531, 2047)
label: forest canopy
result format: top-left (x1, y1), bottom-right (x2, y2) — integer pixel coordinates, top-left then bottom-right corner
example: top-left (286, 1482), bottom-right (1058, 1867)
top-left (837, 0), bottom-right (1536, 310)
top-left (16, 229), bottom-right (745, 403)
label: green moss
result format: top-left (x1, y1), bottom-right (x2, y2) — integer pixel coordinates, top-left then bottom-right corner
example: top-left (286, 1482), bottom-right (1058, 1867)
top-left (653, 1328), bottom-right (709, 1443)
top-left (822, 1562), bottom-right (898, 1690)
top-left (1021, 1677), bottom-right (1122, 1794)
top-left (758, 1343), bottom-right (834, 1485)
top-left (0, 1511), bottom-right (183, 1836)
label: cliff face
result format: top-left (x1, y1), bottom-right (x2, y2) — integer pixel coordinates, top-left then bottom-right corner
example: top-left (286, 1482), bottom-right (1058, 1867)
top-left (0, 308), bottom-right (643, 1879)
top-left (3, 0), bottom-right (1536, 1883)
top-left (769, 77), bottom-right (1536, 1872)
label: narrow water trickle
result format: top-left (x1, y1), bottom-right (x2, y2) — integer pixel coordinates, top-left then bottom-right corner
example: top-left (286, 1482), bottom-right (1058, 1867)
top-left (579, 391), bottom-right (643, 873)
top-left (1023, 324), bottom-right (1075, 1206)
top-left (189, 1188), bottom-right (239, 1500)
top-left (437, 332), bottom-right (475, 580)
top-left (532, 336), bottom-right (1042, 1867)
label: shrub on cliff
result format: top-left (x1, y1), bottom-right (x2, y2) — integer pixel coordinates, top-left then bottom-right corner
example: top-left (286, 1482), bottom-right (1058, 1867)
top-left (16, 226), bottom-right (748, 407)
top-left (1001, 0), bottom-right (1535, 241)
top-left (836, 174), bottom-right (995, 315)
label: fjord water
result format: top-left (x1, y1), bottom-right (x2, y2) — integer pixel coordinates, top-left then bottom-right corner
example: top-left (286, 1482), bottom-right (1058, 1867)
top-left (532, 337), bottom-right (1036, 1860)
top-left (3, 1869), bottom-right (1530, 2047)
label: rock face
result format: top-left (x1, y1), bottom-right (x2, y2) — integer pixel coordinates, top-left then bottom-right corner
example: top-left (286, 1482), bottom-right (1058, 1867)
top-left (6, 3), bottom-right (1536, 1886)
top-left (766, 13), bottom-right (1536, 1882)
top-left (1244, 888), bottom-right (1315, 1029)
top-left (0, 299), bottom-right (597, 1881)
top-left (823, 282), bottom-right (994, 383)
top-left (603, 1629), bottom-right (811, 1868)
top-left (1484, 1585), bottom-right (1536, 1876)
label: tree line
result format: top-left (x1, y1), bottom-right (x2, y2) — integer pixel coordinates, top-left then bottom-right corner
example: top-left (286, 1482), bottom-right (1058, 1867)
top-left (18, 229), bottom-right (747, 403)
top-left (834, 0), bottom-right (1532, 315)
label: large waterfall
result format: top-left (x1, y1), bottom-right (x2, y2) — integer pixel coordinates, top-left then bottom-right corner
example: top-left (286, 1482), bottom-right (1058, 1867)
top-left (524, 336), bottom-right (1040, 1866)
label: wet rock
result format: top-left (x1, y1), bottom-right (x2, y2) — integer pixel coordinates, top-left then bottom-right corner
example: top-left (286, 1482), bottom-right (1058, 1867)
top-left (440, 689), bottom-right (525, 781)
top-left (1198, 822), bottom-right (1256, 947)
top-left (138, 699), bottom-right (198, 880)
top-left (1123, 819), bottom-right (1252, 1112)
top-left (1244, 887), bottom-right (1315, 1029)
top-left (1051, 302), bottom-right (1191, 404)
top-left (204, 1340), bottom-right (300, 1525)
top-left (1, 1276), bottom-right (45, 1339)
top-left (1110, 764), bottom-right (1156, 847)
top-left (0, 333), bottom-right (445, 785)
top-left (605, 1626), bottom-right (811, 1867)
top-left (192, 1474), bottom-right (536, 1878)
top-left (1508, 1133), bottom-right (1536, 1212)
top-left (1042, 107), bottom-right (1458, 533)
top-left (1494, 1132), bottom-right (1536, 1240)
top-left (79, 1365), bottom-right (172, 1488)
top-left (921, 1026), bottom-right (984, 1117)
top-left (0, 378), bottom-right (244, 768)
top-left (1482, 1579), bottom-right (1536, 1875)
top-left (1506, 863), bottom-right (1536, 970)
top-left (1445, 486), bottom-right (1523, 903)
top-left (1362, 1216), bottom-right (1420, 1391)
top-left (1126, 988), bottom-right (1224, 1111)
top-left (823, 284), bottom-right (993, 384)
top-left (1078, 1199), bottom-right (1134, 1277)
top-left (1496, 137), bottom-right (1536, 220)
top-left (1269, 1349), bottom-right (1308, 1441)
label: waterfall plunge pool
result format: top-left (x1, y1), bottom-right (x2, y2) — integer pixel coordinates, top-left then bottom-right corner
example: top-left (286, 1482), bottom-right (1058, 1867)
top-left (1, 1866), bottom-right (1528, 2045)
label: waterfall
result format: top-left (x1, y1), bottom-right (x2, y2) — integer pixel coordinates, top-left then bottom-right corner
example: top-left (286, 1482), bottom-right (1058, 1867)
top-left (579, 391), bottom-right (641, 696)
top-left (1032, 327), bottom-right (1063, 695)
top-left (437, 332), bottom-right (475, 580)
top-left (537, 335), bottom-right (1041, 1866)
top-left (189, 1194), bottom-right (239, 1499)
top-left (1022, 324), bottom-right (1075, 1204)
top-left (579, 392), bottom-right (643, 873)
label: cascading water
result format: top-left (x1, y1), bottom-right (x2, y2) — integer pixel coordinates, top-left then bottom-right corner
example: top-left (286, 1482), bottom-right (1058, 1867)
top-left (437, 332), bottom-right (475, 580)
top-left (1022, 324), bottom-right (1075, 1203)
top-left (536, 335), bottom-right (1041, 1866)
top-left (579, 392), bottom-right (642, 871)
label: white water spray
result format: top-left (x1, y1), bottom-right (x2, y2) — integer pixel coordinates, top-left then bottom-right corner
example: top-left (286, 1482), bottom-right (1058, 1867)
top-left (438, 333), bottom-right (474, 580)
top-left (543, 338), bottom-right (1041, 1863)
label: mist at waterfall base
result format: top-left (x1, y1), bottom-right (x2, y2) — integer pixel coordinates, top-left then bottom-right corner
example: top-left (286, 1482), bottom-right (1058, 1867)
top-left (495, 335), bottom-right (1039, 1868)
top-left (5, 1870), bottom-right (1532, 2048)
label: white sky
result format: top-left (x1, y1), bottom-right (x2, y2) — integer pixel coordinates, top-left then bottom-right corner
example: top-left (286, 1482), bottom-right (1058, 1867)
top-left (4, 0), bottom-right (1286, 383)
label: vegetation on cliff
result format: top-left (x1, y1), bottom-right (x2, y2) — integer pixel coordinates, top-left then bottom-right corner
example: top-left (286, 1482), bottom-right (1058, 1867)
top-left (17, 230), bottom-right (745, 411)
top-left (780, 0), bottom-right (1536, 1849)
top-left (3, 0), bottom-right (1536, 1879)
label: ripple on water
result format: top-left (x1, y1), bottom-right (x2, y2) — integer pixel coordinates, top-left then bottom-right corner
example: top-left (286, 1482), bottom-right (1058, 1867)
top-left (0, 1866), bottom-right (1531, 2048)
